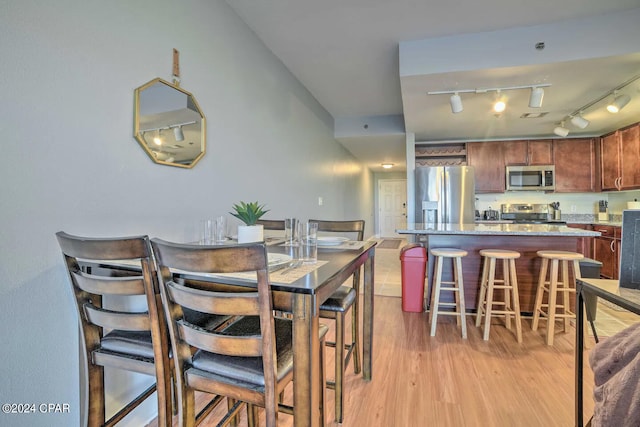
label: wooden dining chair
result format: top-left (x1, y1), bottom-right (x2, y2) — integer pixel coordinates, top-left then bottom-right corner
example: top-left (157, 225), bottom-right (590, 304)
top-left (309, 219), bottom-right (365, 423)
top-left (256, 219), bottom-right (286, 231)
top-left (150, 239), bottom-right (328, 427)
top-left (56, 232), bottom-right (173, 427)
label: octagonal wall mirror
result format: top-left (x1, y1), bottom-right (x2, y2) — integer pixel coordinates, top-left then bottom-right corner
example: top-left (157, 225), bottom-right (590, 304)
top-left (133, 78), bottom-right (205, 168)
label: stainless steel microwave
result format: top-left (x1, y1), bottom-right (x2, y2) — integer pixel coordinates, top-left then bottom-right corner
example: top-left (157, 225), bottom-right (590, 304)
top-left (505, 165), bottom-right (555, 191)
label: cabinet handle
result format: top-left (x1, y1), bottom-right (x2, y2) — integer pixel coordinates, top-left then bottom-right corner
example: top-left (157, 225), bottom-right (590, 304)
top-left (610, 240), bottom-right (615, 252)
top-left (595, 228), bottom-right (609, 234)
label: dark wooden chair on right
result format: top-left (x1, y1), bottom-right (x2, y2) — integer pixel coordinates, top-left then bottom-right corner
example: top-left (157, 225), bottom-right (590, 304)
top-left (151, 239), bottom-right (328, 427)
top-left (309, 219), bottom-right (365, 423)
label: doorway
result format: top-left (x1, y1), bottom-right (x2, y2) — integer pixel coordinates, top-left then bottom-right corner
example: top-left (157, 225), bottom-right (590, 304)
top-left (378, 179), bottom-right (407, 237)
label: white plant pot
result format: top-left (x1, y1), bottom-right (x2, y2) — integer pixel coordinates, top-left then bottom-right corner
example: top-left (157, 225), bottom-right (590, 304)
top-left (237, 225), bottom-right (264, 244)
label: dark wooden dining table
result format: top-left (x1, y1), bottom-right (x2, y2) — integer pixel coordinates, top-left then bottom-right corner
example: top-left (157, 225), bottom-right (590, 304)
top-left (90, 239), bottom-right (376, 427)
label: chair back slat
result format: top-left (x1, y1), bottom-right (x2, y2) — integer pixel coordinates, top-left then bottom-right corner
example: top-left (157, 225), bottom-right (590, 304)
top-left (84, 304), bottom-right (151, 331)
top-left (151, 241), bottom-right (267, 273)
top-left (166, 281), bottom-right (260, 316)
top-left (256, 219), bottom-right (286, 231)
top-left (177, 321), bottom-right (262, 357)
top-left (72, 270), bottom-right (146, 295)
top-left (309, 219), bottom-right (365, 241)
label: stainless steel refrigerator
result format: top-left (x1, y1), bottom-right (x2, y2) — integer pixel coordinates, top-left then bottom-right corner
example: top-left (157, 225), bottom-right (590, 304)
top-left (415, 166), bottom-right (476, 224)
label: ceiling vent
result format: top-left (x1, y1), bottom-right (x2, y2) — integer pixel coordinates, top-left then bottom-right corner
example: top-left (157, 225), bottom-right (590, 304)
top-left (520, 112), bottom-right (549, 119)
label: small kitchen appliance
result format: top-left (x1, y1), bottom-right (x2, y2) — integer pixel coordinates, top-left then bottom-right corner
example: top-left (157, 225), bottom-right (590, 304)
top-left (505, 165), bottom-right (555, 191)
top-left (500, 203), bottom-right (562, 224)
top-left (598, 200), bottom-right (608, 222)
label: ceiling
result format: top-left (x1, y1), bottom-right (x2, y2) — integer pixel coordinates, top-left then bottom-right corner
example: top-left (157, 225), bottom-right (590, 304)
top-left (226, 1), bottom-right (640, 173)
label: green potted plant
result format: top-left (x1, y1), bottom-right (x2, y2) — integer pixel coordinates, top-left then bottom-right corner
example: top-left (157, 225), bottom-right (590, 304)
top-left (230, 201), bottom-right (269, 243)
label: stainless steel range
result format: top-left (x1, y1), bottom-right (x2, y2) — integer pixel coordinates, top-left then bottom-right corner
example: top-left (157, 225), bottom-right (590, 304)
top-left (501, 203), bottom-right (563, 224)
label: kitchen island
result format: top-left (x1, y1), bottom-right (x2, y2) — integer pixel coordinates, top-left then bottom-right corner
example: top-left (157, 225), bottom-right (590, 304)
top-left (397, 223), bottom-right (601, 313)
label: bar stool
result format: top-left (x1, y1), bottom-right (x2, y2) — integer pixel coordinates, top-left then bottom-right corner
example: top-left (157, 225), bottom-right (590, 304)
top-left (475, 249), bottom-right (523, 343)
top-left (532, 250), bottom-right (584, 346)
top-left (429, 248), bottom-right (468, 339)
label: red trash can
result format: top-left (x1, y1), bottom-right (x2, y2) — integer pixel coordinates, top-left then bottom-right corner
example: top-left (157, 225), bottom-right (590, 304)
top-left (399, 244), bottom-right (427, 312)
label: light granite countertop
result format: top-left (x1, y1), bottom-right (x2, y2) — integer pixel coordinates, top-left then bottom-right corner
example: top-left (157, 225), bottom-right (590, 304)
top-left (397, 223), bottom-right (601, 237)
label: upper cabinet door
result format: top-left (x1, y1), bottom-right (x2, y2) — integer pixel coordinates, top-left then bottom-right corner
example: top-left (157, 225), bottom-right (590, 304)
top-left (528, 140), bottom-right (554, 165)
top-left (620, 124), bottom-right (640, 190)
top-left (503, 140), bottom-right (553, 166)
top-left (502, 140), bottom-right (528, 166)
top-left (467, 141), bottom-right (505, 193)
top-left (553, 138), bottom-right (596, 193)
top-left (600, 131), bottom-right (621, 191)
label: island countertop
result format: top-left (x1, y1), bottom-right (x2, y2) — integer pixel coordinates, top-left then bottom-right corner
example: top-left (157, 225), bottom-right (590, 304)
top-left (397, 223), bottom-right (601, 237)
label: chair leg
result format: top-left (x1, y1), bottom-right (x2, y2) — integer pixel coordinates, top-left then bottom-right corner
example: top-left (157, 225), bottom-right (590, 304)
top-left (351, 270), bottom-right (361, 375)
top-left (334, 311), bottom-right (346, 423)
top-left (482, 258), bottom-right (496, 341)
top-left (430, 256), bottom-right (443, 337)
top-left (87, 363), bottom-right (106, 427)
top-left (319, 335), bottom-right (327, 426)
top-left (455, 256), bottom-right (467, 339)
top-left (509, 259), bottom-right (523, 344)
top-left (546, 259), bottom-right (559, 346)
top-left (476, 256), bottom-right (489, 327)
top-left (532, 258), bottom-right (549, 331)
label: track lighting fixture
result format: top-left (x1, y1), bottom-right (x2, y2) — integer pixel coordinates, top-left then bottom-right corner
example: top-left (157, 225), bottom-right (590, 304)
top-left (553, 121), bottom-right (569, 137)
top-left (528, 87), bottom-right (544, 108)
top-left (449, 93), bottom-right (463, 113)
top-left (427, 83), bottom-right (550, 115)
top-left (607, 92), bottom-right (631, 113)
top-left (570, 114), bottom-right (590, 129)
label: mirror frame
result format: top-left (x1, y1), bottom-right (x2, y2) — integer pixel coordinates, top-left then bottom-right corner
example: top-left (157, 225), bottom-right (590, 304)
top-left (133, 77), bottom-right (206, 169)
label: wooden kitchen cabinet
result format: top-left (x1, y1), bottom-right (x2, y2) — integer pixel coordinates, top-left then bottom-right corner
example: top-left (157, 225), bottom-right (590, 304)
top-left (553, 138), bottom-right (596, 192)
top-left (503, 139), bottom-right (553, 166)
top-left (467, 141), bottom-right (505, 193)
top-left (591, 224), bottom-right (621, 279)
top-left (567, 223), bottom-right (594, 259)
top-left (600, 123), bottom-right (640, 191)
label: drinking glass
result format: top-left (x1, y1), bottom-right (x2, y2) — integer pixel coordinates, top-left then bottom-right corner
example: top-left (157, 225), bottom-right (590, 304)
top-left (201, 219), bottom-right (214, 244)
top-left (284, 218), bottom-right (299, 246)
top-left (299, 222), bottom-right (318, 264)
top-left (214, 215), bottom-right (227, 243)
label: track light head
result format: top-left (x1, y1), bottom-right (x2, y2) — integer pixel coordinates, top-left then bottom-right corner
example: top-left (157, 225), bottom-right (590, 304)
top-left (493, 99), bottom-right (506, 113)
top-left (553, 121), bottom-right (569, 137)
top-left (607, 93), bottom-right (631, 113)
top-left (173, 125), bottom-right (185, 141)
top-left (528, 87), bottom-right (544, 108)
top-left (570, 114), bottom-right (590, 129)
top-left (449, 93), bottom-right (463, 113)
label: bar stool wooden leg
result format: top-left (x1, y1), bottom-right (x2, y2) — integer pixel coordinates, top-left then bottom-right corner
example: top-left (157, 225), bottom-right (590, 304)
top-left (509, 258), bottom-right (523, 343)
top-left (430, 255), bottom-right (443, 337)
top-left (455, 255), bottom-right (467, 339)
top-left (482, 257), bottom-right (497, 341)
top-left (546, 259), bottom-right (559, 346)
top-left (475, 256), bottom-right (490, 327)
top-left (532, 258), bottom-right (549, 331)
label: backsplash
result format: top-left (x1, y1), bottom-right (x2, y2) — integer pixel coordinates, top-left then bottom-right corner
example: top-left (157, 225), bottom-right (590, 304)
top-left (475, 190), bottom-right (640, 218)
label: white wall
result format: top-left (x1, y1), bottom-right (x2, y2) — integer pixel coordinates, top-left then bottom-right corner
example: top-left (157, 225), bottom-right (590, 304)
top-left (0, 1), bottom-right (373, 426)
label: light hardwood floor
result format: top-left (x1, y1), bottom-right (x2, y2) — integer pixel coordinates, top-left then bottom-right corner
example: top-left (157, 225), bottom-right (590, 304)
top-left (146, 239), bottom-right (640, 426)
